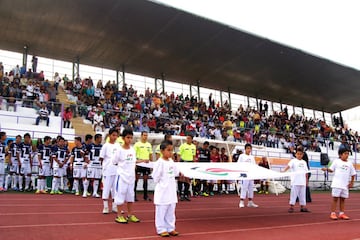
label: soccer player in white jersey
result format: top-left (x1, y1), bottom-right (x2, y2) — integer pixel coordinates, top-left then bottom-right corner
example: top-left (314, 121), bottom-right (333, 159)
top-left (36, 136), bottom-right (53, 194)
top-left (113, 128), bottom-right (140, 224)
top-left (238, 143), bottom-right (258, 208)
top-left (100, 128), bottom-right (121, 214)
top-left (6, 135), bottom-right (21, 190)
top-left (0, 132), bottom-right (8, 191)
top-left (19, 133), bottom-right (33, 191)
top-left (51, 136), bottom-right (68, 194)
top-left (86, 134), bottom-right (103, 198)
top-left (282, 146), bottom-right (310, 213)
top-left (70, 137), bottom-right (88, 196)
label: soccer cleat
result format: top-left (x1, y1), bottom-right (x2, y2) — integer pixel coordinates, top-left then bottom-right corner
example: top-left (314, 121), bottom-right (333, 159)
top-left (82, 193), bottom-right (87, 198)
top-left (75, 191), bottom-right (80, 196)
top-left (169, 230), bottom-right (179, 236)
top-left (258, 190), bottom-right (263, 194)
top-left (0, 187), bottom-right (4, 191)
top-left (300, 208), bottom-right (310, 213)
top-left (247, 201), bottom-right (259, 208)
top-left (183, 195), bottom-right (191, 201)
top-left (102, 207), bottom-right (109, 214)
top-left (93, 193), bottom-right (100, 198)
top-left (35, 190), bottom-right (41, 194)
top-left (112, 206), bottom-right (118, 213)
top-left (339, 213), bottom-right (350, 220)
top-left (330, 212), bottom-right (338, 220)
top-left (50, 190), bottom-right (55, 195)
top-left (265, 191), bottom-right (269, 195)
top-left (225, 190), bottom-right (229, 194)
top-left (239, 200), bottom-right (245, 208)
top-left (180, 195), bottom-right (185, 201)
top-left (115, 215), bottom-right (128, 224)
top-left (127, 215), bottom-right (140, 223)
top-left (159, 232), bottom-right (170, 237)
top-left (40, 190), bottom-right (47, 194)
top-left (202, 192), bottom-right (209, 197)
top-left (12, 187), bottom-right (19, 191)
top-left (288, 207), bottom-right (295, 213)
top-left (56, 190), bottom-right (63, 195)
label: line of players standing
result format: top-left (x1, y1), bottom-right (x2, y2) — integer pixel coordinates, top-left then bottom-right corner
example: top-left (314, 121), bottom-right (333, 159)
top-left (0, 131), bottom-right (103, 197)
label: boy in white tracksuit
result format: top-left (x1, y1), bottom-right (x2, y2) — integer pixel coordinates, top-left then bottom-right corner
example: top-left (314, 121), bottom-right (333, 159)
top-left (152, 140), bottom-right (180, 237)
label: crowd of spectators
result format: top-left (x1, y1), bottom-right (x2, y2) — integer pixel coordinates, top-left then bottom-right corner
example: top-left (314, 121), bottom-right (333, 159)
top-left (1, 60), bottom-right (359, 153)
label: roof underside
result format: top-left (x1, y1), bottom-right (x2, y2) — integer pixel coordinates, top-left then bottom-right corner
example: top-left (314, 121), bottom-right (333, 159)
top-left (0, 0), bottom-right (359, 113)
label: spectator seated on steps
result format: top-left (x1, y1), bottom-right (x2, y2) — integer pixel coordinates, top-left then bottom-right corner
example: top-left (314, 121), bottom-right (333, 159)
top-left (35, 103), bottom-right (50, 127)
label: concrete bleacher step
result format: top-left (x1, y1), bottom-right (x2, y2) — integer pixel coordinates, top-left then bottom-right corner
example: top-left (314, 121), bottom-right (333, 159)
top-left (57, 87), bottom-right (95, 137)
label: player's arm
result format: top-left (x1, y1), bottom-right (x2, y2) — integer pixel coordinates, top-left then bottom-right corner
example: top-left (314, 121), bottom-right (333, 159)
top-left (349, 175), bottom-right (355, 188)
top-left (281, 165), bottom-right (290, 172)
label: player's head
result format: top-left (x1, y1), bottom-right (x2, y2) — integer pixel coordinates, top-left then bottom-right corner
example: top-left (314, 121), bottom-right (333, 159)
top-left (295, 146), bottom-right (304, 160)
top-left (44, 136), bottom-right (51, 144)
top-left (74, 136), bottom-right (82, 146)
top-left (85, 134), bottom-right (93, 143)
top-left (122, 128), bottom-right (134, 145)
top-left (244, 143), bottom-right (252, 155)
top-left (0, 131), bottom-right (6, 141)
top-left (16, 135), bottom-right (22, 143)
top-left (94, 134), bottom-right (102, 143)
top-left (203, 141), bottom-right (209, 148)
top-left (24, 133), bottom-right (31, 143)
top-left (160, 140), bottom-right (173, 160)
top-left (58, 136), bottom-right (65, 147)
top-left (338, 148), bottom-right (350, 161)
top-left (108, 128), bottom-right (119, 143)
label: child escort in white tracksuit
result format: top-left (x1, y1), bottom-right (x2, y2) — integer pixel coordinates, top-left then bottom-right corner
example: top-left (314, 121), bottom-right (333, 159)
top-left (282, 146), bottom-right (310, 213)
top-left (152, 140), bottom-right (180, 237)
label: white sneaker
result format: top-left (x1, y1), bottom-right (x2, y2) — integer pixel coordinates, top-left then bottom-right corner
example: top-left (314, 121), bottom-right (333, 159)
top-left (93, 193), bottom-right (100, 198)
top-left (247, 201), bottom-right (259, 208)
top-left (239, 200), bottom-right (245, 208)
top-left (102, 207), bottom-right (109, 214)
top-left (112, 206), bottom-right (118, 213)
top-left (82, 192), bottom-right (88, 198)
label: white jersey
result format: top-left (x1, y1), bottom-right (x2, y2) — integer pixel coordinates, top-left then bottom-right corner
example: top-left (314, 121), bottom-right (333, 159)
top-left (100, 142), bottom-right (121, 176)
top-left (287, 158), bottom-right (309, 186)
top-left (19, 143), bottom-right (32, 164)
top-left (87, 143), bottom-right (102, 169)
top-left (38, 144), bottom-right (52, 165)
top-left (0, 141), bottom-right (6, 163)
top-left (52, 146), bottom-right (68, 169)
top-left (329, 159), bottom-right (356, 190)
top-left (71, 146), bottom-right (85, 167)
top-left (152, 158), bottom-right (179, 205)
top-left (237, 153), bottom-right (256, 164)
top-left (112, 146), bottom-right (136, 184)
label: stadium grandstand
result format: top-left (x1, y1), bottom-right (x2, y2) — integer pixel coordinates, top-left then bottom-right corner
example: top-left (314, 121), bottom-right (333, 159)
top-left (0, 0), bottom-right (360, 189)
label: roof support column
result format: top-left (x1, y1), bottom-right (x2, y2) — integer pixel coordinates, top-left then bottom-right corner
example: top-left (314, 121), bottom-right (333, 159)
top-left (72, 57), bottom-right (80, 81)
top-left (220, 89), bottom-right (231, 109)
top-left (256, 98), bottom-right (259, 111)
top-left (22, 45), bottom-right (28, 70)
top-left (271, 101), bottom-right (274, 114)
top-left (116, 64), bottom-right (125, 91)
top-left (301, 105), bottom-right (305, 116)
top-left (339, 111), bottom-right (344, 128)
top-left (155, 73), bottom-right (165, 94)
top-left (190, 80), bottom-right (200, 101)
top-left (293, 106), bottom-right (296, 115)
top-left (280, 101), bottom-right (283, 111)
top-left (247, 96), bottom-right (250, 108)
top-left (322, 110), bottom-right (325, 121)
top-left (313, 109), bottom-right (316, 119)
top-left (228, 88), bottom-right (231, 110)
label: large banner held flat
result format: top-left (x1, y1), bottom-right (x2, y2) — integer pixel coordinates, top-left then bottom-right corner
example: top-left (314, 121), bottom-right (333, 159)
top-left (137, 162), bottom-right (306, 181)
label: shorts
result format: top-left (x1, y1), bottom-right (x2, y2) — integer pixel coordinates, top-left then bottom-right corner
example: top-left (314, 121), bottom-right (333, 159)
top-left (20, 163), bottom-right (32, 175)
top-left (73, 167), bottom-right (87, 179)
top-left (53, 167), bottom-right (65, 177)
top-left (9, 164), bottom-right (20, 174)
top-left (0, 162), bottom-right (5, 175)
top-left (32, 166), bottom-right (39, 175)
top-left (39, 164), bottom-right (52, 177)
top-left (136, 166), bottom-right (151, 175)
top-left (332, 187), bottom-right (349, 198)
top-left (87, 167), bottom-right (102, 179)
top-left (114, 175), bottom-right (135, 205)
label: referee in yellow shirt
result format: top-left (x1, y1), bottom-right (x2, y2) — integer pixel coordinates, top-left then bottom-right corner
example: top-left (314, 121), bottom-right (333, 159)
top-left (177, 134), bottom-right (196, 201)
top-left (133, 131), bottom-right (153, 201)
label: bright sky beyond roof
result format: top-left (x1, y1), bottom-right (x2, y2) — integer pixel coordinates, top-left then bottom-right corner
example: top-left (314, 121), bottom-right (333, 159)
top-left (156, 0), bottom-right (360, 70)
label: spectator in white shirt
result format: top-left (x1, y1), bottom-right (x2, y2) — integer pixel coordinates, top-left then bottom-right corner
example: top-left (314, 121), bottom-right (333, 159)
top-left (93, 111), bottom-right (104, 132)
